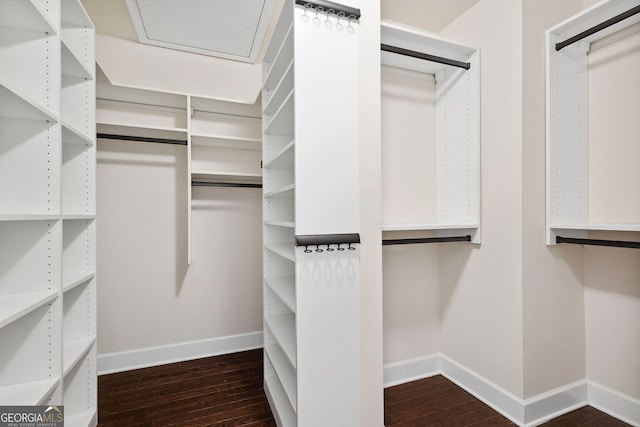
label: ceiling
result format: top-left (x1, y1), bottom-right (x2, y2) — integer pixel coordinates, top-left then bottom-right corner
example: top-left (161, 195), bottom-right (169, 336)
top-left (125, 0), bottom-right (275, 63)
top-left (80, 0), bottom-right (480, 64)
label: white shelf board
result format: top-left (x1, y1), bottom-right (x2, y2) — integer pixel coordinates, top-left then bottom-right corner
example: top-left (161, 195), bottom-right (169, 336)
top-left (264, 90), bottom-right (294, 137)
top-left (263, 23), bottom-right (293, 85)
top-left (190, 133), bottom-right (261, 143)
top-left (264, 61), bottom-right (294, 116)
top-left (264, 373), bottom-right (297, 426)
top-left (63, 120), bottom-right (93, 145)
top-left (191, 171), bottom-right (262, 185)
top-left (264, 184), bottom-right (295, 198)
top-left (96, 121), bottom-right (187, 134)
top-left (0, 83), bottom-right (58, 123)
top-left (61, 214), bottom-right (96, 220)
top-left (63, 337), bottom-right (95, 377)
top-left (381, 21), bottom-right (476, 74)
top-left (61, 38), bottom-right (92, 80)
top-left (264, 220), bottom-right (295, 229)
top-left (265, 313), bottom-right (297, 369)
top-left (548, 0), bottom-right (640, 45)
top-left (265, 344), bottom-right (297, 410)
top-left (0, 291), bottom-right (59, 329)
top-left (190, 135), bottom-right (260, 151)
top-left (265, 275), bottom-right (296, 312)
top-left (382, 223), bottom-right (479, 231)
top-left (550, 223), bottom-right (640, 232)
top-left (64, 411), bottom-right (97, 427)
top-left (265, 243), bottom-right (295, 262)
top-left (0, 1), bottom-right (57, 35)
top-left (63, 272), bottom-right (95, 293)
top-left (62, 0), bottom-right (93, 28)
top-left (264, 139), bottom-right (294, 169)
top-left (0, 378), bottom-right (60, 406)
top-left (0, 214), bottom-right (61, 221)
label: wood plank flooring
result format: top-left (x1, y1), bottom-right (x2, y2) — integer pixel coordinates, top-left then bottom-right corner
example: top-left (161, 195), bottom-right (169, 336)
top-left (98, 349), bottom-right (630, 426)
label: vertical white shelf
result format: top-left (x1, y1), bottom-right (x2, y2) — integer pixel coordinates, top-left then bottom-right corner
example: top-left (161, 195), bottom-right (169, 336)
top-left (0, 219), bottom-right (62, 405)
top-left (262, 3), bottom-right (296, 425)
top-left (0, 2), bottom-right (61, 216)
top-left (380, 23), bottom-right (481, 243)
top-left (262, 2), bottom-right (362, 426)
top-left (0, 0), bottom-right (97, 423)
top-left (187, 95), bottom-right (263, 264)
top-left (60, 0), bottom-right (97, 423)
top-left (545, 0), bottom-right (640, 244)
top-left (0, 3), bottom-right (63, 396)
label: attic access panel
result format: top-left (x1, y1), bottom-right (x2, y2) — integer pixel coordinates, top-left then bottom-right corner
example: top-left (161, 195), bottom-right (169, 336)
top-left (126, 0), bottom-right (274, 63)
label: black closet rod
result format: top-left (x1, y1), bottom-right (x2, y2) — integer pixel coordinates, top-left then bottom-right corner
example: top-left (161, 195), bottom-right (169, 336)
top-left (381, 44), bottom-right (471, 70)
top-left (191, 181), bottom-right (262, 189)
top-left (97, 133), bottom-right (187, 146)
top-left (296, 233), bottom-right (361, 247)
top-left (555, 4), bottom-right (640, 51)
top-left (294, 0), bottom-right (361, 20)
top-left (556, 236), bottom-right (640, 249)
top-left (383, 235), bottom-right (472, 245)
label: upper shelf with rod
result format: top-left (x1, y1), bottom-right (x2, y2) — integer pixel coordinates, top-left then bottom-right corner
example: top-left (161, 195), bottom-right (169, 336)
top-left (545, 0), bottom-right (640, 245)
top-left (380, 22), bottom-right (481, 243)
top-left (381, 22), bottom-right (476, 74)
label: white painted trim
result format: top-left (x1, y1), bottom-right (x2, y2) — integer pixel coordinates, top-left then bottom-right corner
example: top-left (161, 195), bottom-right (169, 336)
top-left (523, 380), bottom-right (588, 426)
top-left (589, 382), bottom-right (640, 427)
top-left (97, 331), bottom-right (263, 375)
top-left (383, 354), bottom-right (441, 387)
top-left (382, 354), bottom-right (640, 427)
top-left (439, 354), bottom-right (525, 425)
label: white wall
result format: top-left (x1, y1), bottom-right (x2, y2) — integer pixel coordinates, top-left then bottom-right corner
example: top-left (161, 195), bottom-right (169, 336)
top-left (584, 240), bottom-right (640, 400)
top-left (383, 245), bottom-right (440, 363)
top-left (380, 67), bottom-right (440, 365)
top-left (521, 0), bottom-right (586, 399)
top-left (439, 0), bottom-right (525, 398)
top-left (96, 139), bottom-right (263, 355)
top-left (358, 1), bottom-right (384, 424)
top-left (582, 2), bottom-right (640, 401)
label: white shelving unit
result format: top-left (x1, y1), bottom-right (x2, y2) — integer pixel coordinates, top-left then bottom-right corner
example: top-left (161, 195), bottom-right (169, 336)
top-left (546, 0), bottom-right (640, 244)
top-left (95, 76), bottom-right (263, 263)
top-left (380, 23), bottom-right (481, 243)
top-left (262, 2), bottom-right (361, 426)
top-left (0, 0), bottom-right (97, 424)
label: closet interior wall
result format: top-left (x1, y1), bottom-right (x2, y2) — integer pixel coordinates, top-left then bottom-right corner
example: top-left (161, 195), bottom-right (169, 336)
top-left (384, 1), bottom-right (639, 424)
top-left (95, 71), bottom-right (264, 369)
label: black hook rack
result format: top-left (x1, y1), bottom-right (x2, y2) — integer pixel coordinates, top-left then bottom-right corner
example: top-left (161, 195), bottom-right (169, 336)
top-left (295, 0), bottom-right (361, 20)
top-left (297, 233), bottom-right (360, 253)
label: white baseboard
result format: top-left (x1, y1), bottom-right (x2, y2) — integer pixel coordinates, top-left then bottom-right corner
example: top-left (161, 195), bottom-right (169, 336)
top-left (589, 382), bottom-right (640, 426)
top-left (523, 380), bottom-right (588, 426)
top-left (97, 331), bottom-right (263, 375)
top-left (439, 354), bottom-right (525, 425)
top-left (383, 354), bottom-right (440, 387)
top-left (383, 354), bottom-right (638, 427)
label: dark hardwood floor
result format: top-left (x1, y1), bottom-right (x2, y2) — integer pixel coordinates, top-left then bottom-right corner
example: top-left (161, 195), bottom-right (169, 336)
top-left (98, 349), bottom-right (629, 426)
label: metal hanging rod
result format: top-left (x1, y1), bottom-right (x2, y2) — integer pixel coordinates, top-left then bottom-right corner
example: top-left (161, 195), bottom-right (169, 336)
top-left (296, 233), bottom-right (361, 252)
top-left (381, 44), bottom-right (471, 70)
top-left (97, 133), bottom-right (187, 145)
top-left (556, 236), bottom-right (640, 249)
top-left (556, 4), bottom-right (640, 51)
top-left (383, 235), bottom-right (472, 245)
top-left (295, 0), bottom-right (361, 20)
top-left (192, 181), bottom-right (262, 189)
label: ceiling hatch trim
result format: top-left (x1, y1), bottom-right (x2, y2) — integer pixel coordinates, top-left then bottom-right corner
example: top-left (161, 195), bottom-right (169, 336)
top-left (125, 0), bottom-right (276, 63)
